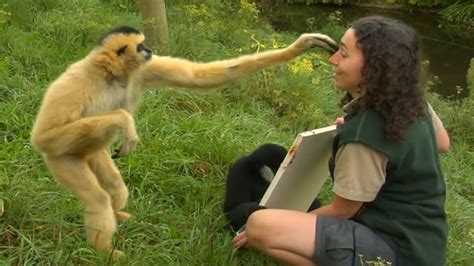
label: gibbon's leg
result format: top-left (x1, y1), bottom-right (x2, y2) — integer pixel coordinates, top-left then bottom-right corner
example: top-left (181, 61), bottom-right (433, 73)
top-left (44, 155), bottom-right (123, 257)
top-left (32, 109), bottom-right (138, 158)
top-left (88, 150), bottom-right (131, 221)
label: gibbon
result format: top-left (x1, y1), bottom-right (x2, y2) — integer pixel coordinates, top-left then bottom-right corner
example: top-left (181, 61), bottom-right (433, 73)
top-left (223, 144), bottom-right (321, 232)
top-left (30, 26), bottom-right (337, 257)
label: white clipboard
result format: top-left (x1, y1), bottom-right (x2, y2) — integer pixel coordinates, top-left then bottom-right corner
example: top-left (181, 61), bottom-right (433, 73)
top-left (259, 125), bottom-right (336, 211)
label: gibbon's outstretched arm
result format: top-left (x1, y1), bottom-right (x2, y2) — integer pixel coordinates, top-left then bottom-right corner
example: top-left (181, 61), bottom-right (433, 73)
top-left (140, 33), bottom-right (338, 89)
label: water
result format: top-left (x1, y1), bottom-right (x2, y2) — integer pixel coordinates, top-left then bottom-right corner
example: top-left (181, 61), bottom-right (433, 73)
top-left (261, 4), bottom-right (474, 99)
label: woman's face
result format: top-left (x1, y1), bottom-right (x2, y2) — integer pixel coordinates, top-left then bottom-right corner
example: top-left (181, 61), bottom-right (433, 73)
top-left (329, 28), bottom-right (364, 97)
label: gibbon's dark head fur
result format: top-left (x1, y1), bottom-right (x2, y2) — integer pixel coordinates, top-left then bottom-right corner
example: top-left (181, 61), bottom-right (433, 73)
top-left (97, 26), bottom-right (142, 46)
top-left (92, 26), bottom-right (153, 77)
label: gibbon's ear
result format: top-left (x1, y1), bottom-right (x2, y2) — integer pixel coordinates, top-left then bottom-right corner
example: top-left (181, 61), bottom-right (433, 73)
top-left (117, 45), bottom-right (128, 56)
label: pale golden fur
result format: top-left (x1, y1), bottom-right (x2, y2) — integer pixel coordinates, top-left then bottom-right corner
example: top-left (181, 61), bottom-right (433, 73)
top-left (30, 27), bottom-right (337, 257)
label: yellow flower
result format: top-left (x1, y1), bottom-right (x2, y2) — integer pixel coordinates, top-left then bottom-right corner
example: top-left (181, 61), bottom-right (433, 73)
top-left (288, 58), bottom-right (313, 74)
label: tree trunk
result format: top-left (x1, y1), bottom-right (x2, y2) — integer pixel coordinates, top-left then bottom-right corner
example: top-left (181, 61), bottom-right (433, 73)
top-left (139, 0), bottom-right (170, 55)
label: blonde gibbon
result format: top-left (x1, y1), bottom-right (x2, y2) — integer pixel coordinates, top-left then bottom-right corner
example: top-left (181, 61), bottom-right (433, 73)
top-left (30, 26), bottom-right (337, 257)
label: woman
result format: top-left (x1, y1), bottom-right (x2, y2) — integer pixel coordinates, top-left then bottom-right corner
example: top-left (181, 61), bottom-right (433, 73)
top-left (232, 16), bottom-right (450, 266)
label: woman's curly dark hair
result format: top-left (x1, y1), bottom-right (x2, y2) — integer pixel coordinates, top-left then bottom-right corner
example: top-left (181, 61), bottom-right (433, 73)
top-left (343, 16), bottom-right (426, 142)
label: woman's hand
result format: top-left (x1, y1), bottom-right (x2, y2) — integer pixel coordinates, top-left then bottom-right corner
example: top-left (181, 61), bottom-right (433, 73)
top-left (232, 230), bottom-right (248, 248)
top-left (334, 117), bottom-right (345, 126)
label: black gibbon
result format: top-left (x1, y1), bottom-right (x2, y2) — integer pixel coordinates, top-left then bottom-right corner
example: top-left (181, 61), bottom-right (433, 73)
top-left (223, 144), bottom-right (321, 231)
top-left (30, 26), bottom-right (337, 257)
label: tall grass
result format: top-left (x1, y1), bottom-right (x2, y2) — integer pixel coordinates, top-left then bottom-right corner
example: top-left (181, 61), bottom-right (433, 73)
top-left (0, 0), bottom-right (472, 265)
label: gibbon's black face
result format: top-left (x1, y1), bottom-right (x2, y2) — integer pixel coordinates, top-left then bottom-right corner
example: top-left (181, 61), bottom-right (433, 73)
top-left (137, 42), bottom-right (152, 61)
top-left (116, 42), bottom-right (152, 61)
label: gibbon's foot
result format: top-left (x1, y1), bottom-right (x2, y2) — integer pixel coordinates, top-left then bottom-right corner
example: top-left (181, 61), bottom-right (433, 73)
top-left (111, 249), bottom-right (125, 259)
top-left (85, 209), bottom-right (116, 255)
top-left (293, 33), bottom-right (339, 54)
top-left (115, 211), bottom-right (131, 221)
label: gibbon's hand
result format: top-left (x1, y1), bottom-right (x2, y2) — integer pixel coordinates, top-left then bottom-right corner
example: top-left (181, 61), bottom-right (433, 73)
top-left (113, 134), bottom-right (139, 159)
top-left (292, 33), bottom-right (338, 54)
top-left (113, 110), bottom-right (140, 158)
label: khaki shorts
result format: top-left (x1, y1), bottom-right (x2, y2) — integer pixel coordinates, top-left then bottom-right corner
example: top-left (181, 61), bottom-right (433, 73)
top-left (314, 216), bottom-right (396, 266)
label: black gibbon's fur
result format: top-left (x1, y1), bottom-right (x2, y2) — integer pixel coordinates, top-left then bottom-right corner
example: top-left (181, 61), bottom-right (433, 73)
top-left (223, 144), bottom-right (321, 231)
top-left (97, 26), bottom-right (141, 45)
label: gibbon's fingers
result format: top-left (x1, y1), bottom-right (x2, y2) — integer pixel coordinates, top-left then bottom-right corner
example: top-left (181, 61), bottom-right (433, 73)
top-left (112, 133), bottom-right (139, 158)
top-left (112, 149), bottom-right (121, 159)
top-left (139, 35), bottom-right (332, 90)
top-left (293, 33), bottom-right (339, 54)
top-left (115, 110), bottom-right (139, 158)
top-left (119, 134), bottom-right (139, 157)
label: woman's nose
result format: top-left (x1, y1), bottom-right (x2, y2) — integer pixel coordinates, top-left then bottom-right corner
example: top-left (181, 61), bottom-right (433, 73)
top-left (329, 52), bottom-right (339, 65)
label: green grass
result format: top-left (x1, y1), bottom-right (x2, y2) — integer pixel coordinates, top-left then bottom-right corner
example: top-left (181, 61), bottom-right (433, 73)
top-left (1, 0), bottom-right (473, 265)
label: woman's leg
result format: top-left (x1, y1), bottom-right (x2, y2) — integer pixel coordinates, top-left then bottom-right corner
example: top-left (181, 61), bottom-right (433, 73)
top-left (245, 209), bottom-right (318, 265)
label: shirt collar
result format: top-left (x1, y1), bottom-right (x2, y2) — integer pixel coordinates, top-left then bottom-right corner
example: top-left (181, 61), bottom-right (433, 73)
top-left (342, 94), bottom-right (364, 113)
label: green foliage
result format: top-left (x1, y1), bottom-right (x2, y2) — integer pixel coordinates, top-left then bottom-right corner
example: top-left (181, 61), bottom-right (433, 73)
top-left (283, 0), bottom-right (465, 8)
top-left (440, 2), bottom-right (474, 27)
top-left (0, 8), bottom-right (11, 26)
top-left (307, 11), bottom-right (347, 43)
top-left (441, 58), bottom-right (474, 148)
top-left (0, 0), bottom-right (472, 265)
top-left (468, 58), bottom-right (474, 90)
top-left (406, 0), bottom-right (447, 7)
top-left (101, 0), bottom-right (140, 12)
top-left (286, 0), bottom-right (346, 5)
top-left (438, 58), bottom-right (474, 149)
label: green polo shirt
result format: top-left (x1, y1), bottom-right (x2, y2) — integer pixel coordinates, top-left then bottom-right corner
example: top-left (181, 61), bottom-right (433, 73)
top-left (330, 107), bottom-right (448, 266)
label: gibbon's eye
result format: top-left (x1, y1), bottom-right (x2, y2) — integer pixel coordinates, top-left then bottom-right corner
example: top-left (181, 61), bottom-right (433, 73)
top-left (117, 45), bottom-right (128, 56)
top-left (137, 43), bottom-right (152, 53)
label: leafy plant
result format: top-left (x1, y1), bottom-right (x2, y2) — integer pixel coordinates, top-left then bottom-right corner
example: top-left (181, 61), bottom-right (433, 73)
top-left (287, 0), bottom-right (346, 5)
top-left (440, 2), bottom-right (474, 28)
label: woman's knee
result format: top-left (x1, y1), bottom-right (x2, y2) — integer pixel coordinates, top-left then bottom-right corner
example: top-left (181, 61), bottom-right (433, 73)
top-left (246, 209), bottom-right (275, 247)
